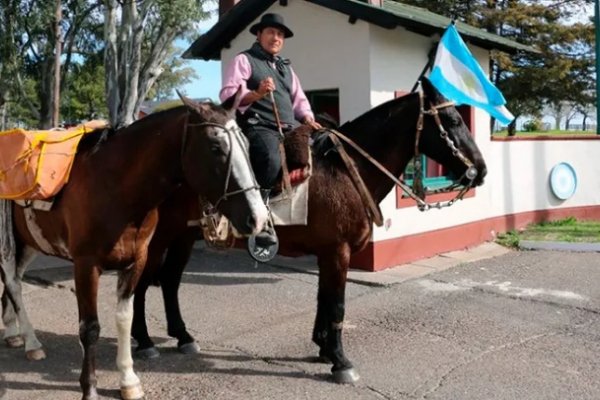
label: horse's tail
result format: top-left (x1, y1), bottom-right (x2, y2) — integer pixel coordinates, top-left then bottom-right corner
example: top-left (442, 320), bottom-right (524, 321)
top-left (0, 199), bottom-right (16, 265)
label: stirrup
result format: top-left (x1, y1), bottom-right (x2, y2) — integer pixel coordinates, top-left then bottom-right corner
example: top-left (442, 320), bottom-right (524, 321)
top-left (248, 216), bottom-right (278, 263)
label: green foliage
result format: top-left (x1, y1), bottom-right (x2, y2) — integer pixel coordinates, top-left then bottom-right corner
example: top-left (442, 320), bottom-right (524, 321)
top-left (522, 118), bottom-right (543, 131)
top-left (1, 0), bottom-right (213, 128)
top-left (536, 217), bottom-right (577, 227)
top-left (522, 218), bottom-right (600, 243)
top-left (392, 0), bottom-right (596, 127)
top-left (62, 62), bottom-right (108, 122)
top-left (146, 44), bottom-right (199, 101)
top-left (495, 230), bottom-right (520, 248)
top-left (495, 218), bottom-right (600, 248)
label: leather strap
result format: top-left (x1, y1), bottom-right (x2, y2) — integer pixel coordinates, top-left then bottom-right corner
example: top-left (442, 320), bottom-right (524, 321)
top-left (328, 132), bottom-right (384, 227)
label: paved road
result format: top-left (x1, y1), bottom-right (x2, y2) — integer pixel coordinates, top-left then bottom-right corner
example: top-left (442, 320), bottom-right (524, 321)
top-left (1, 244), bottom-right (599, 400)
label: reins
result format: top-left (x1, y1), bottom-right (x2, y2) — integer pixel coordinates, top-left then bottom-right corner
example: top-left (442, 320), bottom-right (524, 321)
top-left (325, 89), bottom-right (479, 213)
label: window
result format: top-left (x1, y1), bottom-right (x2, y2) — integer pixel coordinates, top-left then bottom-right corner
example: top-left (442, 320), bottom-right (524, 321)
top-left (305, 89), bottom-right (339, 127)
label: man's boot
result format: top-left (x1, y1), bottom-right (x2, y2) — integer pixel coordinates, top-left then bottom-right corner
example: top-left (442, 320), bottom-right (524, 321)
top-left (254, 189), bottom-right (277, 247)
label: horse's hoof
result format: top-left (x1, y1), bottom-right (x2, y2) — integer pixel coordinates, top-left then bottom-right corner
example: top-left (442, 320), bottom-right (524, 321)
top-left (121, 383), bottom-right (144, 400)
top-left (82, 388), bottom-right (98, 400)
top-left (332, 367), bottom-right (360, 384)
top-left (5, 335), bottom-right (24, 348)
top-left (178, 341), bottom-right (200, 355)
top-left (26, 348), bottom-right (46, 361)
top-left (134, 346), bottom-right (160, 360)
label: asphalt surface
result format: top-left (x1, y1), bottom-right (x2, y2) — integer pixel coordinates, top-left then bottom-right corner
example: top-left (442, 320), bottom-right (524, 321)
top-left (1, 244), bottom-right (600, 400)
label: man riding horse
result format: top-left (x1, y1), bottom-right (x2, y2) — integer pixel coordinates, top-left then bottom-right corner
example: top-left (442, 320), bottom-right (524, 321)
top-left (220, 13), bottom-right (322, 247)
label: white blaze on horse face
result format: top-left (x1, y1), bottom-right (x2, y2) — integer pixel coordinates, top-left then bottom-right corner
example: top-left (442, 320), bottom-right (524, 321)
top-left (224, 119), bottom-right (268, 229)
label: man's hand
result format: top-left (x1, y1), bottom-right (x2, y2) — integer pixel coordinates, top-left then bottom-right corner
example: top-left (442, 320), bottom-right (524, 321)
top-left (302, 116), bottom-right (322, 130)
top-left (256, 77), bottom-right (275, 97)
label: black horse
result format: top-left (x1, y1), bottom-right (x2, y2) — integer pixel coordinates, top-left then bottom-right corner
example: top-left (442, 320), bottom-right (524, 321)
top-left (130, 78), bottom-right (487, 382)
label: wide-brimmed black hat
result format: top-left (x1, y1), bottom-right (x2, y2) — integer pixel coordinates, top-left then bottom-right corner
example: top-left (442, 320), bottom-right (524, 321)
top-left (249, 13), bottom-right (294, 38)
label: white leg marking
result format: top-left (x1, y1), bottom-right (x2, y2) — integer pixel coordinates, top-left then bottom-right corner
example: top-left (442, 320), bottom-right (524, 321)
top-left (115, 296), bottom-right (141, 389)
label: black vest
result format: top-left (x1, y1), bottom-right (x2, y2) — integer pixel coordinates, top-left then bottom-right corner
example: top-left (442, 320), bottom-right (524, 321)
top-left (242, 43), bottom-right (298, 128)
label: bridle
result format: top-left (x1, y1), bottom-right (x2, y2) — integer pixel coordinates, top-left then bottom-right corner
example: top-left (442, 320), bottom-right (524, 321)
top-left (182, 115), bottom-right (260, 212)
top-left (410, 89), bottom-right (479, 210)
top-left (326, 88), bottom-right (479, 212)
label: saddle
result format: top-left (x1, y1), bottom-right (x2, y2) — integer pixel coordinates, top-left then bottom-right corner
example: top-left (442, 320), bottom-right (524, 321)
top-left (274, 124), bottom-right (313, 193)
top-left (0, 120), bottom-right (108, 200)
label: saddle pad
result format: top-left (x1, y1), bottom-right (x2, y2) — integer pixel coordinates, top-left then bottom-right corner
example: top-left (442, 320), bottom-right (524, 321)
top-left (270, 179), bottom-right (309, 226)
top-left (0, 120), bottom-right (108, 200)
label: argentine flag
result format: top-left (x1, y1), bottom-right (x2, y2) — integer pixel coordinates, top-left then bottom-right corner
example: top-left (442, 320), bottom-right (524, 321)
top-left (429, 24), bottom-right (514, 125)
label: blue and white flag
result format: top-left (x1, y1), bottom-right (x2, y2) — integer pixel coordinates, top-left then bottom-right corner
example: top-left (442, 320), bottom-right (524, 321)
top-left (429, 24), bottom-right (514, 125)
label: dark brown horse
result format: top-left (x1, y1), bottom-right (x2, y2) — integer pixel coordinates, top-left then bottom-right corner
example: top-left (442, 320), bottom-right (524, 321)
top-left (130, 184), bottom-right (201, 358)
top-left (128, 78), bottom-right (487, 383)
top-left (0, 95), bottom-right (268, 400)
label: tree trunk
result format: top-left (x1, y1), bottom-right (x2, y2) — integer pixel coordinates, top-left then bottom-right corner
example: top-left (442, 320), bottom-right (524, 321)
top-left (104, 0), bottom-right (119, 127)
top-left (507, 119), bottom-right (517, 136)
top-left (39, 58), bottom-right (54, 129)
top-left (52, 0), bottom-right (62, 127)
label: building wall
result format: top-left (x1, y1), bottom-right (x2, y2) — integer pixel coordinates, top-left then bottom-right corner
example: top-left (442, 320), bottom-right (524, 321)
top-left (220, 1), bottom-right (372, 123)
top-left (221, 1), bottom-right (600, 270)
top-left (367, 24), bottom-right (497, 242)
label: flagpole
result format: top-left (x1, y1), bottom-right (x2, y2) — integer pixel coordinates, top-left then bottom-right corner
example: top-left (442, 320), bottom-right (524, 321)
top-left (595, 0), bottom-right (599, 134)
top-left (411, 42), bottom-right (438, 92)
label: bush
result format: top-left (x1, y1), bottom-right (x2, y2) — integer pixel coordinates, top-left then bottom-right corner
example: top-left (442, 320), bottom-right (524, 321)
top-left (522, 119), bottom-right (543, 132)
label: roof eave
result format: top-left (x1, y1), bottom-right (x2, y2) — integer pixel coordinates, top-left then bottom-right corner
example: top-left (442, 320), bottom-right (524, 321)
top-left (182, 0), bottom-right (275, 60)
top-left (182, 0), bottom-right (536, 60)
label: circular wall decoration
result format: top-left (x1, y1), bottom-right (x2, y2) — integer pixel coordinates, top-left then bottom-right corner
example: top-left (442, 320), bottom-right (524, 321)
top-left (549, 162), bottom-right (577, 200)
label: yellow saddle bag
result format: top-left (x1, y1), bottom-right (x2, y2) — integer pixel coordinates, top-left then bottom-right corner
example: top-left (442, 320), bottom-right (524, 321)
top-left (0, 121), bottom-right (108, 200)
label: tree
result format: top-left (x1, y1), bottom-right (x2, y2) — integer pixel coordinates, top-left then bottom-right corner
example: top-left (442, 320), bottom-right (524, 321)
top-left (0, 0), bottom-right (102, 128)
top-left (103, 0), bottom-right (211, 128)
top-left (147, 46), bottom-right (199, 102)
top-left (393, 0), bottom-right (595, 135)
top-left (0, 0), bottom-right (20, 129)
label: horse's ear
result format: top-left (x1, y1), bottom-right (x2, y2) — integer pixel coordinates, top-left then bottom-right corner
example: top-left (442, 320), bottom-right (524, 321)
top-left (176, 90), bottom-right (210, 114)
top-left (420, 77), bottom-right (446, 104)
top-left (221, 85), bottom-right (243, 112)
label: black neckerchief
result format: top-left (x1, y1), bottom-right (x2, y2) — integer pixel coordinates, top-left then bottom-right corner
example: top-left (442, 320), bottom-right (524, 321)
top-left (248, 42), bottom-right (291, 74)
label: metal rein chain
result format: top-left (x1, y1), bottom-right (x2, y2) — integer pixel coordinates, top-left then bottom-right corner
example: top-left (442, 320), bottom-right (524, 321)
top-left (328, 91), bottom-right (477, 212)
top-left (412, 92), bottom-right (477, 210)
top-left (184, 119), bottom-right (259, 213)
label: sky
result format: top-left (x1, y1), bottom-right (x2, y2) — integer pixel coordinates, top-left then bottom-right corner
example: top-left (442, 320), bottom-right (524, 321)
top-left (180, 10), bottom-right (221, 102)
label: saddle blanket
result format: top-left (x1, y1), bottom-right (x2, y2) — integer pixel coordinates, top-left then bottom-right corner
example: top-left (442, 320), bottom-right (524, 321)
top-left (270, 178), bottom-right (309, 226)
top-left (0, 120), bottom-right (108, 200)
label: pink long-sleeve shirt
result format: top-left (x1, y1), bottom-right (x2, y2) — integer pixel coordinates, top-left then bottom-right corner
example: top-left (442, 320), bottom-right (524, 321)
top-left (219, 53), bottom-right (314, 122)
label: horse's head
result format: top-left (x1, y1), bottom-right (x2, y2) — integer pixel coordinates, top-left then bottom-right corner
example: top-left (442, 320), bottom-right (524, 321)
top-left (177, 92), bottom-right (267, 236)
top-left (417, 78), bottom-right (487, 187)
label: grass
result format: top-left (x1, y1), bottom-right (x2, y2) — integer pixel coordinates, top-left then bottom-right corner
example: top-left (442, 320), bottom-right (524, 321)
top-left (495, 217), bottom-right (600, 249)
top-left (493, 130), bottom-right (596, 137)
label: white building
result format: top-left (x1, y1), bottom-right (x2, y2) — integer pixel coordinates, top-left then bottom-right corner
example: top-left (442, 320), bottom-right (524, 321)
top-left (185, 0), bottom-right (600, 271)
